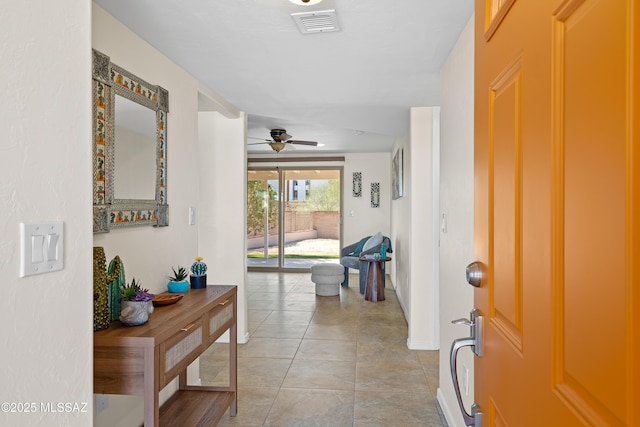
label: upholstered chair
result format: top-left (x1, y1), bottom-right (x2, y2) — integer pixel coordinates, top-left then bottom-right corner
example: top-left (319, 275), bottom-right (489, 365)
top-left (339, 233), bottom-right (392, 294)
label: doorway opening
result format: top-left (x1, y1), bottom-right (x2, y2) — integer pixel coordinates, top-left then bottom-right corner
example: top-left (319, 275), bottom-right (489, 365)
top-left (247, 167), bottom-right (342, 270)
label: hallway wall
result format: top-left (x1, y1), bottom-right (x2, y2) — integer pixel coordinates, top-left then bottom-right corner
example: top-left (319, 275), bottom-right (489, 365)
top-left (391, 107), bottom-right (440, 350)
top-left (437, 15), bottom-right (475, 427)
top-left (0, 1), bottom-right (93, 426)
top-left (92, 5), bottom-right (241, 426)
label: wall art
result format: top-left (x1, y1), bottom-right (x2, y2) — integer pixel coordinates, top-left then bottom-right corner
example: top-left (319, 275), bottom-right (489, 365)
top-left (371, 182), bottom-right (380, 208)
top-left (352, 172), bottom-right (362, 197)
top-left (392, 147), bottom-right (403, 199)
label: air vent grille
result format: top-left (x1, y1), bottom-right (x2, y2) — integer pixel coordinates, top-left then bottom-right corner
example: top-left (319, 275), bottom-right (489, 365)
top-left (291, 9), bottom-right (340, 34)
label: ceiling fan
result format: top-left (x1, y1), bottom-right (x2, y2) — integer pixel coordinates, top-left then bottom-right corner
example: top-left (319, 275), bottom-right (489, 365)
top-left (248, 129), bottom-right (319, 152)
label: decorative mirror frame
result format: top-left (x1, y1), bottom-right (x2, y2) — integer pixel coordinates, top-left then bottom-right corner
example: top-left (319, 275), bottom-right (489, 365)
top-left (92, 49), bottom-right (169, 233)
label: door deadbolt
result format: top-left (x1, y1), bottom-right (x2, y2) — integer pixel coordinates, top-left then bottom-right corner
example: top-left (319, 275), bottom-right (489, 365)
top-left (466, 261), bottom-right (483, 287)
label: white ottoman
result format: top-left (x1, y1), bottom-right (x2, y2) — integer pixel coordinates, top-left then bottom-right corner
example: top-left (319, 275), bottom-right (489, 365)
top-left (310, 263), bottom-right (344, 296)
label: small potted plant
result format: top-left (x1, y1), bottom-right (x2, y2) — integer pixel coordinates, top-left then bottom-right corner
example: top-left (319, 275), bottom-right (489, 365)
top-left (119, 278), bottom-right (155, 326)
top-left (168, 266), bottom-right (189, 293)
top-left (190, 257), bottom-right (207, 289)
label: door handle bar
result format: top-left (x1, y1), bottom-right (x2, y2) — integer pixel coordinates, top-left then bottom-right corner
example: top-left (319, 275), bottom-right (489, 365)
top-left (449, 309), bottom-right (483, 427)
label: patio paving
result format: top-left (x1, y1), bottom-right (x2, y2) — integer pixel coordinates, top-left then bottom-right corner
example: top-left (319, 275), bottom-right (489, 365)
top-left (247, 238), bottom-right (340, 269)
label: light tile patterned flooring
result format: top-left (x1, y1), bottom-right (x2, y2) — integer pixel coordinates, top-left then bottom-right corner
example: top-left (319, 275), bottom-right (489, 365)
top-left (201, 272), bottom-right (448, 427)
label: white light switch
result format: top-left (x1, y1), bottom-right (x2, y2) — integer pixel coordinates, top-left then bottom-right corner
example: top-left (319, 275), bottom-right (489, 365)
top-left (32, 235), bottom-right (45, 262)
top-left (20, 221), bottom-right (64, 277)
top-left (47, 233), bottom-right (59, 261)
top-left (189, 207), bottom-right (196, 225)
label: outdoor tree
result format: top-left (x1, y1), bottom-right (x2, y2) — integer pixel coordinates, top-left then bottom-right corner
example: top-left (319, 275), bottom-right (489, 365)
top-left (304, 179), bottom-right (340, 211)
top-left (247, 181), bottom-right (278, 235)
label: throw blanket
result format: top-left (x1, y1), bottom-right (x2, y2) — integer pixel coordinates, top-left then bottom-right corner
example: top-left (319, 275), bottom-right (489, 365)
top-left (349, 236), bottom-right (372, 256)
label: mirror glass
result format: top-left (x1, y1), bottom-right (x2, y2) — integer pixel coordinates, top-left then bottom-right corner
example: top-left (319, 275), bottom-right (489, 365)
top-left (114, 95), bottom-right (157, 200)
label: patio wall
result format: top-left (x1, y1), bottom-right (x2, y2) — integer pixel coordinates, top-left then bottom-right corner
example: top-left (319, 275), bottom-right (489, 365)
top-left (312, 211), bottom-right (340, 239)
top-left (247, 211), bottom-right (339, 243)
top-left (247, 230), bottom-right (318, 249)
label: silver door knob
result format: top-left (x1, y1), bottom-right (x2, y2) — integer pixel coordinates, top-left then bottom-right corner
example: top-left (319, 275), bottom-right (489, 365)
top-left (466, 261), bottom-right (483, 287)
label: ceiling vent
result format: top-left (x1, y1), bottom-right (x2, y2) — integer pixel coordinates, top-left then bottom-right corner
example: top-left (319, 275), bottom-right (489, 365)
top-left (291, 9), bottom-right (340, 34)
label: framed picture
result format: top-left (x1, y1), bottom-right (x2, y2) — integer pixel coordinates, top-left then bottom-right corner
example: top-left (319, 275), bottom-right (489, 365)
top-left (392, 147), bottom-right (403, 199)
top-left (371, 182), bottom-right (380, 208)
top-left (352, 172), bottom-right (362, 197)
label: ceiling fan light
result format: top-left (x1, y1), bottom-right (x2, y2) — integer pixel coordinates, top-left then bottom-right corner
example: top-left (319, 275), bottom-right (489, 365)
top-left (289, 0), bottom-right (323, 5)
top-left (270, 142), bottom-right (287, 152)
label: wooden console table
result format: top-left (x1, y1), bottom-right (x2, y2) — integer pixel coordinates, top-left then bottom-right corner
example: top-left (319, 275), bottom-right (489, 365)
top-left (360, 257), bottom-right (391, 302)
top-left (94, 285), bottom-right (237, 427)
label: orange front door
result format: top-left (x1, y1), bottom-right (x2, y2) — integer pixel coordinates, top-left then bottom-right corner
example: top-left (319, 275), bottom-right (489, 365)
top-left (474, 0), bottom-right (639, 425)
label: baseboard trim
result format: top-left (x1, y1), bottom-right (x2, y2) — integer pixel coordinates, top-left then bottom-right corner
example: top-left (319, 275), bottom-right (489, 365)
top-left (214, 331), bottom-right (250, 344)
top-left (406, 338), bottom-right (439, 350)
top-left (239, 332), bottom-right (250, 344)
top-left (437, 387), bottom-right (459, 427)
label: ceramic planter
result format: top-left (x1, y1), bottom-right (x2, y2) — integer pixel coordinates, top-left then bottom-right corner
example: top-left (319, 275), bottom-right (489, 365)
top-left (119, 300), bottom-right (154, 326)
top-left (168, 280), bottom-right (189, 293)
top-left (190, 275), bottom-right (207, 289)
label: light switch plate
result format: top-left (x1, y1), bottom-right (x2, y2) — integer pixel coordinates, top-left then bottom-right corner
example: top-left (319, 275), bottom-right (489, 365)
top-left (20, 221), bottom-right (64, 277)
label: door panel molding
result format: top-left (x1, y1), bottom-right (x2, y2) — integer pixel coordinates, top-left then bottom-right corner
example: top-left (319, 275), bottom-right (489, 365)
top-left (489, 54), bottom-right (524, 353)
top-left (488, 398), bottom-right (508, 427)
top-left (551, 0), bottom-right (633, 424)
top-left (484, 0), bottom-right (518, 41)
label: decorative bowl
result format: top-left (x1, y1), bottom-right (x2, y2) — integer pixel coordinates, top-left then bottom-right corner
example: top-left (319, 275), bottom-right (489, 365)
top-left (152, 294), bottom-right (184, 307)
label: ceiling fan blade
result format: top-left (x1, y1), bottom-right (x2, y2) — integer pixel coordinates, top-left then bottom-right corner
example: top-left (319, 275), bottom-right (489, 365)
top-left (248, 136), bottom-right (271, 141)
top-left (248, 141), bottom-right (270, 146)
top-left (288, 140), bottom-right (318, 146)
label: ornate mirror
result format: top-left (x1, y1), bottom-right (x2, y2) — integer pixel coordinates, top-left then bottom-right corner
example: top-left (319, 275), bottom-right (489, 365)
top-left (92, 49), bottom-right (169, 233)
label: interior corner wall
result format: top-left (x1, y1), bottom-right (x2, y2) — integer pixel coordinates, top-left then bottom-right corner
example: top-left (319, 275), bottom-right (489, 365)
top-left (437, 15), bottom-right (475, 427)
top-left (0, 1), bottom-right (93, 426)
top-left (92, 5), bottom-right (236, 426)
top-left (409, 107), bottom-right (440, 350)
top-left (197, 111), bottom-right (249, 343)
top-left (391, 107), bottom-right (440, 351)
top-left (390, 134), bottom-right (411, 309)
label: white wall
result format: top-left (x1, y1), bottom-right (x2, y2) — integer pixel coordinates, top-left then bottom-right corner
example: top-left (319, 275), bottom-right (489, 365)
top-left (410, 107), bottom-right (440, 350)
top-left (198, 111), bottom-right (249, 342)
top-left (342, 152), bottom-right (391, 246)
top-left (390, 108), bottom-right (440, 350)
top-left (0, 1), bottom-right (93, 426)
top-left (92, 5), bottom-right (201, 294)
top-left (391, 134), bottom-right (411, 305)
top-left (437, 16), bottom-right (475, 427)
top-left (92, 5), bottom-right (241, 426)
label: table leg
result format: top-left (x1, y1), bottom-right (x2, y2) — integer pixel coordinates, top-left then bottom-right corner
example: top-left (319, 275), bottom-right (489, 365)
top-left (364, 262), bottom-right (374, 301)
top-left (364, 262), bottom-right (385, 302)
top-left (376, 264), bottom-right (385, 301)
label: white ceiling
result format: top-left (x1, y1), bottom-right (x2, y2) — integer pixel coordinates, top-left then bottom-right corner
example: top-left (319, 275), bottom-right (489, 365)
top-left (94, 0), bottom-right (474, 155)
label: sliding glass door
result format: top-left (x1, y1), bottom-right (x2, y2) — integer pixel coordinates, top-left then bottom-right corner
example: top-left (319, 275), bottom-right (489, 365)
top-left (247, 167), bottom-right (341, 270)
top-left (247, 169), bottom-right (280, 267)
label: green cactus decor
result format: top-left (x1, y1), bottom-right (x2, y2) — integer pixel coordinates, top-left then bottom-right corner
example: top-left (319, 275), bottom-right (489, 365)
top-left (94, 248), bottom-right (127, 330)
top-left (190, 257), bottom-right (207, 289)
top-left (107, 256), bottom-right (126, 321)
top-left (93, 247), bottom-right (110, 332)
top-left (191, 257), bottom-right (207, 276)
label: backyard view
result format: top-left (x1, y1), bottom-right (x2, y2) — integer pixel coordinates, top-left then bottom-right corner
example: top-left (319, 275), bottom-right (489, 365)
top-left (247, 169), bottom-right (341, 268)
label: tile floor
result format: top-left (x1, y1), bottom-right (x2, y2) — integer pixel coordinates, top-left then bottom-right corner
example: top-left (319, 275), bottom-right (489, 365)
top-left (200, 272), bottom-right (448, 427)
